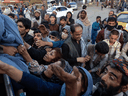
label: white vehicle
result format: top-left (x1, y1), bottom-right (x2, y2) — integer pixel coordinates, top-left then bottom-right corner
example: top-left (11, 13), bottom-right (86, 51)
top-left (47, 0), bottom-right (56, 8)
top-left (46, 6), bottom-right (73, 18)
top-left (68, 2), bottom-right (78, 10)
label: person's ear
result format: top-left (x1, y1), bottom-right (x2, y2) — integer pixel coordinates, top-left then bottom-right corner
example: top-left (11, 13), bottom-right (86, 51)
top-left (70, 31), bottom-right (73, 36)
top-left (121, 84), bottom-right (128, 92)
top-left (25, 29), bottom-right (30, 33)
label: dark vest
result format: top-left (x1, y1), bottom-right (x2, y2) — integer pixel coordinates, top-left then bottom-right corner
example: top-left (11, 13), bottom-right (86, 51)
top-left (64, 37), bottom-right (81, 66)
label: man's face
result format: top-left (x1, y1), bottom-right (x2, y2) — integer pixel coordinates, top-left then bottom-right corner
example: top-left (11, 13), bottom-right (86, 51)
top-left (71, 26), bottom-right (83, 41)
top-left (44, 15), bottom-right (49, 21)
top-left (50, 16), bottom-right (56, 23)
top-left (109, 34), bottom-right (118, 44)
top-left (35, 12), bottom-right (40, 17)
top-left (108, 21), bottom-right (116, 26)
top-left (34, 33), bottom-right (42, 43)
top-left (109, 11), bottom-right (114, 17)
top-left (17, 22), bottom-right (26, 37)
top-left (63, 29), bottom-right (68, 35)
top-left (49, 35), bottom-right (59, 41)
top-left (81, 11), bottom-right (86, 19)
top-left (60, 19), bottom-right (66, 26)
top-left (42, 6), bottom-right (44, 10)
top-left (96, 18), bottom-right (101, 23)
top-left (96, 66), bottom-right (122, 96)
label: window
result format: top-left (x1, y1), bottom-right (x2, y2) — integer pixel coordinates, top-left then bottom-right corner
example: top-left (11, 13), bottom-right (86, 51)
top-left (60, 7), bottom-right (67, 11)
top-left (117, 14), bottom-right (128, 23)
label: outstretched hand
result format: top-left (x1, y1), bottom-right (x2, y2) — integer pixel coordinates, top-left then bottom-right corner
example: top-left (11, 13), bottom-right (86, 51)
top-left (0, 60), bottom-right (8, 74)
top-left (51, 64), bottom-right (79, 84)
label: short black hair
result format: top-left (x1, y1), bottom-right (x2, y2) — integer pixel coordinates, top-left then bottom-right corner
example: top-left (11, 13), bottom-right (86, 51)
top-left (14, 7), bottom-right (17, 9)
top-left (110, 30), bottom-right (119, 36)
top-left (70, 24), bottom-right (83, 33)
top-left (96, 16), bottom-right (101, 19)
top-left (8, 13), bottom-right (15, 18)
top-left (117, 25), bottom-right (123, 30)
top-left (19, 12), bottom-right (24, 16)
top-left (17, 18), bottom-right (31, 29)
top-left (80, 10), bottom-right (86, 15)
top-left (33, 30), bottom-right (41, 34)
top-left (82, 5), bottom-right (87, 9)
top-left (95, 41), bottom-right (109, 54)
top-left (109, 10), bottom-right (114, 14)
top-left (107, 17), bottom-right (117, 23)
top-left (50, 31), bottom-right (61, 40)
top-left (60, 16), bottom-right (66, 21)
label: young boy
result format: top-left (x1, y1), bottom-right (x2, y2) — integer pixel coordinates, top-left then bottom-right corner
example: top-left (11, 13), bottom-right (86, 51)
top-left (104, 30), bottom-right (121, 60)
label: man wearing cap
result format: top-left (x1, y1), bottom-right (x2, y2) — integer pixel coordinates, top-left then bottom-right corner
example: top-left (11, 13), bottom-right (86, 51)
top-left (32, 10), bottom-right (43, 26)
top-left (40, 5), bottom-right (47, 20)
top-left (92, 59), bottom-right (128, 96)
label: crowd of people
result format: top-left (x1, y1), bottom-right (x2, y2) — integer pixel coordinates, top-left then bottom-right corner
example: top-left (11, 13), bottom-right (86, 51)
top-left (0, 3), bottom-right (128, 96)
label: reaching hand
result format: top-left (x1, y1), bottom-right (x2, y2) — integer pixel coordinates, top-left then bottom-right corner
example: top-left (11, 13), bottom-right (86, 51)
top-left (51, 64), bottom-right (79, 84)
top-left (17, 45), bottom-right (27, 55)
top-left (3, 46), bottom-right (18, 56)
top-left (0, 60), bottom-right (8, 74)
top-left (35, 40), bottom-right (46, 48)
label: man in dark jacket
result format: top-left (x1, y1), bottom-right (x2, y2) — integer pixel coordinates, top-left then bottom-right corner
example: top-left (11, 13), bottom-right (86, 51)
top-left (17, 18), bottom-right (34, 45)
top-left (40, 5), bottom-right (47, 20)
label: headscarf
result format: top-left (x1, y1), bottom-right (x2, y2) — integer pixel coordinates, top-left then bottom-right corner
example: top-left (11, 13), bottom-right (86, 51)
top-left (79, 10), bottom-right (91, 26)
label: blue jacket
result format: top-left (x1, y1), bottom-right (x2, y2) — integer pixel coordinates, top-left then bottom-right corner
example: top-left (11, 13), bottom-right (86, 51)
top-left (52, 40), bottom-right (65, 48)
top-left (91, 21), bottom-right (100, 40)
top-left (20, 72), bottom-right (62, 96)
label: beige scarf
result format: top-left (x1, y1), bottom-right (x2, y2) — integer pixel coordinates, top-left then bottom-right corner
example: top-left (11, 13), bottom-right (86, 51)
top-left (79, 10), bottom-right (91, 26)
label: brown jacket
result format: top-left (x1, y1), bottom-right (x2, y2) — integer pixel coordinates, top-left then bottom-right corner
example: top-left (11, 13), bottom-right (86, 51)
top-left (49, 24), bottom-right (59, 32)
top-left (96, 29), bottom-right (124, 48)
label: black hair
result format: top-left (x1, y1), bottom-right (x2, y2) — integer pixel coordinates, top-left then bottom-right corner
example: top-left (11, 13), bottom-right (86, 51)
top-left (50, 31), bottom-right (61, 40)
top-left (8, 13), bottom-right (15, 18)
top-left (110, 30), bottom-right (119, 36)
top-left (82, 5), bottom-right (87, 9)
top-left (66, 11), bottom-right (73, 19)
top-left (60, 16), bottom-right (66, 21)
top-left (14, 7), bottom-right (17, 9)
top-left (109, 10), bottom-right (114, 14)
top-left (33, 30), bottom-right (41, 34)
top-left (112, 14), bottom-right (117, 19)
top-left (107, 17), bottom-right (117, 23)
top-left (96, 16), bottom-right (101, 19)
top-left (70, 24), bottom-right (83, 33)
top-left (117, 25), bottom-right (123, 30)
top-left (19, 12), bottom-right (24, 16)
top-left (81, 10), bottom-right (86, 15)
top-left (17, 18), bottom-right (31, 29)
top-left (42, 5), bottom-right (45, 7)
top-left (95, 41), bottom-right (109, 54)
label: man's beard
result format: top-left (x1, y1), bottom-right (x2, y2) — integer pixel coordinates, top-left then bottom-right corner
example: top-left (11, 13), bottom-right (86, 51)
top-left (93, 80), bottom-right (121, 96)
